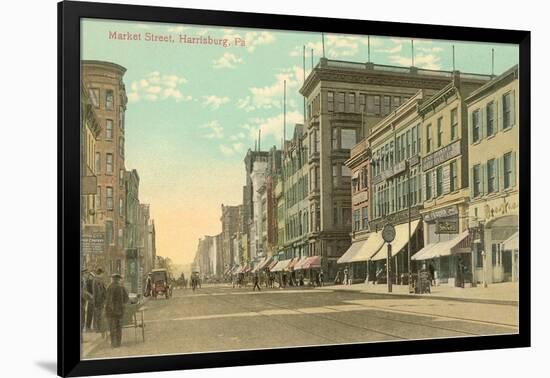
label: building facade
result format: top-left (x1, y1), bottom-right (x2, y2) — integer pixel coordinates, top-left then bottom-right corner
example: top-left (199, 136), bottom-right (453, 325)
top-left (300, 58), bottom-right (491, 279)
top-left (82, 60), bottom-right (128, 276)
top-left (124, 169), bottom-right (140, 293)
top-left (465, 65), bottom-right (519, 284)
top-left (220, 204), bottom-right (241, 273)
top-left (80, 82), bottom-right (102, 270)
top-left (281, 124), bottom-right (310, 260)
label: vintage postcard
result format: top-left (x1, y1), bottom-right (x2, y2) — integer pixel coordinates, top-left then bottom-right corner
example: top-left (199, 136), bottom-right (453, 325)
top-left (79, 17), bottom-right (520, 360)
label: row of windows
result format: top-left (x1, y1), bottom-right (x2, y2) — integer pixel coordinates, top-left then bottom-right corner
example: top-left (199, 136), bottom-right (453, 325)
top-left (95, 186), bottom-right (125, 218)
top-left (471, 152), bottom-right (516, 197)
top-left (352, 166), bottom-right (369, 193)
top-left (285, 211), bottom-right (309, 241)
top-left (94, 151), bottom-right (125, 176)
top-left (327, 91), bottom-right (409, 116)
top-left (104, 220), bottom-right (124, 249)
top-left (285, 174), bottom-right (308, 208)
top-left (353, 206), bottom-right (369, 231)
top-left (471, 91), bottom-right (515, 144)
top-left (425, 160), bottom-right (458, 200)
top-left (426, 107), bottom-right (459, 153)
top-left (371, 124), bottom-right (422, 177)
top-left (87, 88), bottom-right (125, 132)
top-left (372, 171), bottom-right (421, 219)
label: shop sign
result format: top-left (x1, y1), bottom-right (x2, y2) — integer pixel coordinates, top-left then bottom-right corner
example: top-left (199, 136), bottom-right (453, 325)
top-left (423, 205), bottom-right (458, 222)
top-left (422, 140), bottom-right (461, 171)
top-left (436, 220), bottom-right (459, 234)
top-left (81, 232), bottom-right (105, 255)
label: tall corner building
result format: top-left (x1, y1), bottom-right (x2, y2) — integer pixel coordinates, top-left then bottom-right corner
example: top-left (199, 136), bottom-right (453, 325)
top-left (81, 60), bottom-right (128, 276)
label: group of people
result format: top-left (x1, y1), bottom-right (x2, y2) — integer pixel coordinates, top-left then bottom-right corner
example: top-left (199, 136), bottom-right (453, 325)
top-left (81, 267), bottom-right (129, 348)
top-left (334, 267), bottom-right (353, 285)
top-left (232, 269), bottom-right (325, 289)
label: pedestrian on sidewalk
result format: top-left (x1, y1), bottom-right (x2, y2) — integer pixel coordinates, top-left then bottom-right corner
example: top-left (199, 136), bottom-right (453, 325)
top-left (334, 269), bottom-right (342, 285)
top-left (93, 268), bottom-right (107, 334)
top-left (252, 272), bottom-right (261, 291)
top-left (343, 267), bottom-right (349, 286)
top-left (81, 268), bottom-right (92, 332)
top-left (85, 271), bottom-right (96, 332)
top-left (105, 273), bottom-right (129, 348)
top-left (319, 270), bottom-right (324, 287)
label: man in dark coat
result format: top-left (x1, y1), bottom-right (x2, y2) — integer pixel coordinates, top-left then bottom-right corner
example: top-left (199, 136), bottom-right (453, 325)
top-left (252, 272), bottom-right (261, 291)
top-left (93, 268), bottom-right (107, 333)
top-left (105, 273), bottom-right (129, 347)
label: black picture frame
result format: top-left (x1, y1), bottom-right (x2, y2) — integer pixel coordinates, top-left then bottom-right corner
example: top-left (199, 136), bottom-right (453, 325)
top-left (58, 1), bottom-right (531, 376)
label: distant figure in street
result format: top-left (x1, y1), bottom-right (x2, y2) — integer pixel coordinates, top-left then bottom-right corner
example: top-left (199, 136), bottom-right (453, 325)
top-left (319, 270), bottom-right (324, 287)
top-left (145, 273), bottom-right (152, 297)
top-left (105, 273), bottom-right (129, 348)
top-left (334, 269), bottom-right (342, 285)
top-left (343, 268), bottom-right (349, 286)
top-left (81, 268), bottom-right (92, 331)
top-left (253, 272), bottom-right (261, 291)
top-left (456, 257), bottom-right (465, 288)
top-left (93, 268), bottom-right (107, 334)
top-left (298, 271), bottom-right (304, 286)
top-left (282, 272), bottom-right (287, 288)
top-left (428, 262), bottom-right (436, 286)
top-left (85, 271), bottom-right (96, 331)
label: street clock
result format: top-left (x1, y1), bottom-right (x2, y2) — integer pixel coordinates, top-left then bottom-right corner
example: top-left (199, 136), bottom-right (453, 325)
top-left (382, 223), bottom-right (396, 243)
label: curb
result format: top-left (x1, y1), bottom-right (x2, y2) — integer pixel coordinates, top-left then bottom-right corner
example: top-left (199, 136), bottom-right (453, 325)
top-left (323, 287), bottom-right (519, 306)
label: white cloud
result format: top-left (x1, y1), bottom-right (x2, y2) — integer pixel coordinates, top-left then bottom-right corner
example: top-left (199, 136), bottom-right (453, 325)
top-left (245, 111), bottom-right (303, 142)
top-left (202, 95), bottom-right (230, 109)
top-left (289, 35), bottom-right (383, 59)
top-left (219, 145), bottom-right (235, 156)
top-left (388, 53), bottom-right (441, 70)
top-left (212, 53), bottom-right (243, 69)
top-left (202, 120), bottom-right (224, 139)
top-left (128, 72), bottom-right (191, 103)
top-left (237, 66), bottom-right (304, 112)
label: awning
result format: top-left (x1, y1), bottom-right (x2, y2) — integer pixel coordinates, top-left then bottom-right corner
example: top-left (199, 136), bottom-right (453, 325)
top-left (502, 231), bottom-right (519, 251)
top-left (223, 267), bottom-right (231, 275)
top-left (337, 239), bottom-right (368, 264)
top-left (251, 257), bottom-right (266, 273)
top-left (371, 220), bottom-right (420, 261)
top-left (339, 231), bottom-right (386, 263)
top-left (271, 259), bottom-right (291, 272)
top-left (231, 266), bottom-right (240, 274)
top-left (302, 255), bottom-right (321, 269)
top-left (293, 257), bottom-right (309, 270)
top-left (287, 257), bottom-right (300, 270)
top-left (412, 230), bottom-right (470, 261)
top-left (257, 257), bottom-right (273, 271)
top-left (267, 259), bottom-right (278, 271)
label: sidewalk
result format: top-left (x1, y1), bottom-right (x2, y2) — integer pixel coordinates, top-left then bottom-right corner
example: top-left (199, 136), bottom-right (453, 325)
top-left (81, 331), bottom-right (107, 358)
top-left (319, 281), bottom-right (519, 305)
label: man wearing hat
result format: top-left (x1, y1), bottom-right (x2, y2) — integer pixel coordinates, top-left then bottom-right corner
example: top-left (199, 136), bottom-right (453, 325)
top-left (105, 273), bottom-right (129, 347)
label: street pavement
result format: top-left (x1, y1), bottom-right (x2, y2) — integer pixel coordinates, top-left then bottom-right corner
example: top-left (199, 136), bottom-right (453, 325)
top-left (83, 284), bottom-right (518, 359)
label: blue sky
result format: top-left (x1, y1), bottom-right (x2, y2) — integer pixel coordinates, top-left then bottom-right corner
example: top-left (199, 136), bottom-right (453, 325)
top-left (81, 19), bottom-right (519, 264)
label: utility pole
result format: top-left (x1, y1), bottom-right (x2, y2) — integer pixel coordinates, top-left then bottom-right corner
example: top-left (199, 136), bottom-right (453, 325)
top-left (303, 45), bottom-right (306, 124)
top-left (452, 45), bottom-right (456, 71)
top-left (411, 40), bottom-right (415, 67)
top-left (322, 32), bottom-right (325, 58)
top-left (367, 35), bottom-right (371, 63)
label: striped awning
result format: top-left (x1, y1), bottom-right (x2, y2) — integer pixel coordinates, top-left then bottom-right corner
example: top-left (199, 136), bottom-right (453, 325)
top-left (271, 259), bottom-right (291, 272)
